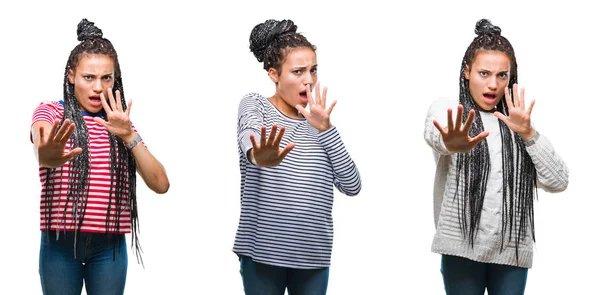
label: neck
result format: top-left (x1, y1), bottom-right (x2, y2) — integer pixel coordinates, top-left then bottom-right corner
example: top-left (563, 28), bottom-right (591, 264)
top-left (269, 94), bottom-right (302, 119)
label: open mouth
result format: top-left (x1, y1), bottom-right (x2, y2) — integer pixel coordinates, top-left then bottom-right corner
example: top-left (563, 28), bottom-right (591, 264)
top-left (483, 93), bottom-right (497, 101)
top-left (299, 91), bottom-right (308, 102)
top-left (89, 95), bottom-right (102, 106)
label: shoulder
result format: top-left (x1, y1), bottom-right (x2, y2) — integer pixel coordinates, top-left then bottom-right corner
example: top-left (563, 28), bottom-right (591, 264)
top-left (32, 100), bottom-right (64, 120)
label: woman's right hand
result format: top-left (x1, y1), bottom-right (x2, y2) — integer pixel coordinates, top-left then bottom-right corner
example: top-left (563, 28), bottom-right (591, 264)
top-left (248, 124), bottom-right (295, 167)
top-left (35, 119), bottom-right (83, 168)
top-left (432, 105), bottom-right (489, 153)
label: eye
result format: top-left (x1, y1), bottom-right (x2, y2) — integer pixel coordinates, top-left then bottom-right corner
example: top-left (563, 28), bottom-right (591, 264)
top-left (311, 68), bottom-right (318, 74)
top-left (479, 71), bottom-right (488, 77)
top-left (498, 72), bottom-right (508, 79)
top-left (292, 70), bottom-right (302, 75)
top-left (83, 75), bottom-right (93, 80)
top-left (103, 76), bottom-right (113, 81)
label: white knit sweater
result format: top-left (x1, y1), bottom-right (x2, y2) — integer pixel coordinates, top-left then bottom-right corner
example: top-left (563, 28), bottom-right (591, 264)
top-left (424, 97), bottom-right (569, 268)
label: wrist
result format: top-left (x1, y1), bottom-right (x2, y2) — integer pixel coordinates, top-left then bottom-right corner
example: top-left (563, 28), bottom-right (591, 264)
top-left (124, 132), bottom-right (142, 149)
top-left (520, 128), bottom-right (536, 142)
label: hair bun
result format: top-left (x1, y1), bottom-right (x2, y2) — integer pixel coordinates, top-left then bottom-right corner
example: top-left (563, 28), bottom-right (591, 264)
top-left (249, 19), bottom-right (297, 62)
top-left (474, 19), bottom-right (501, 36)
top-left (77, 19), bottom-right (103, 41)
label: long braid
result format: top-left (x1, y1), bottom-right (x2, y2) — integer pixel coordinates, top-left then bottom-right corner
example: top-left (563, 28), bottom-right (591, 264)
top-left (455, 19), bottom-right (537, 264)
top-left (43, 19), bottom-right (142, 264)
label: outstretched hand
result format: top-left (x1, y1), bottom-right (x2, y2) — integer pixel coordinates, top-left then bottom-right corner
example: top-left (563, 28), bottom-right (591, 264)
top-left (494, 83), bottom-right (536, 141)
top-left (433, 104), bottom-right (489, 153)
top-left (295, 82), bottom-right (336, 133)
top-left (37, 119), bottom-right (83, 168)
top-left (93, 88), bottom-right (136, 142)
top-left (249, 124), bottom-right (295, 167)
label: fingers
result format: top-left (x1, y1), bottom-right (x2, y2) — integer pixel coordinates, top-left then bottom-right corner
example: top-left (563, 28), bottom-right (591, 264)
top-left (470, 131), bottom-right (490, 145)
top-left (493, 111), bottom-right (508, 124)
top-left (100, 92), bottom-right (112, 114)
top-left (462, 109), bottom-right (476, 132)
top-left (58, 122), bottom-right (77, 144)
top-left (455, 105), bottom-right (464, 130)
top-left (273, 126), bottom-right (286, 147)
top-left (296, 104), bottom-right (309, 118)
top-left (321, 85), bottom-right (328, 108)
top-left (53, 119), bottom-right (72, 142)
top-left (250, 134), bottom-right (260, 150)
top-left (446, 108), bottom-right (455, 133)
top-left (65, 147), bottom-right (83, 160)
top-left (314, 82), bottom-right (321, 106)
top-left (260, 126), bottom-right (267, 147)
top-left (527, 99), bottom-right (536, 115)
top-left (432, 120), bottom-right (447, 135)
top-left (125, 99), bottom-right (132, 117)
top-left (278, 143), bottom-right (296, 159)
top-left (267, 124), bottom-right (278, 145)
top-left (114, 90), bottom-right (123, 112)
top-left (504, 87), bottom-right (514, 110)
top-left (93, 117), bottom-right (108, 128)
top-left (106, 88), bottom-right (117, 111)
top-left (518, 86), bottom-right (525, 109)
top-left (326, 100), bottom-right (337, 116)
top-left (306, 85), bottom-right (314, 107)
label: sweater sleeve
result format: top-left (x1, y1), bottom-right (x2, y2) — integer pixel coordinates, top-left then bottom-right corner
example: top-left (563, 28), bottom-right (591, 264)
top-left (316, 126), bottom-right (362, 196)
top-left (525, 133), bottom-right (569, 193)
top-left (237, 94), bottom-right (264, 163)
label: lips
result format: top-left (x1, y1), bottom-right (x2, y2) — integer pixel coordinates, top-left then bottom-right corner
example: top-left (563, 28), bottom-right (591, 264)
top-left (299, 90), bottom-right (308, 103)
top-left (89, 95), bottom-right (102, 107)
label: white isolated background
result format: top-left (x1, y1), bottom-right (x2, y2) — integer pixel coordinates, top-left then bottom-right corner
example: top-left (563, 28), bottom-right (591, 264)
top-left (0, 0), bottom-right (597, 294)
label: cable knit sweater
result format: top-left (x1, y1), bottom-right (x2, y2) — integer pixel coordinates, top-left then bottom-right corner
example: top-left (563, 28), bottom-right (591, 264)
top-left (424, 97), bottom-right (569, 268)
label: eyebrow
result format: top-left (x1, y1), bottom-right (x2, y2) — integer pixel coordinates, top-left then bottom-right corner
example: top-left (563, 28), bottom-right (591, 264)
top-left (292, 64), bottom-right (318, 70)
top-left (82, 73), bottom-right (114, 77)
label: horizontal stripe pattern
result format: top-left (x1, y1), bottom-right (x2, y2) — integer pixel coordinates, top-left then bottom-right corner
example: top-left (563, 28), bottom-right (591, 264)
top-left (233, 93), bottom-right (361, 269)
top-left (32, 101), bottom-right (136, 234)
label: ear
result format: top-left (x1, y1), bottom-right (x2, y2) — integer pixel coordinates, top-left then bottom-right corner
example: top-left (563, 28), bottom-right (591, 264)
top-left (463, 65), bottom-right (470, 80)
top-left (268, 68), bottom-right (279, 84)
top-left (68, 68), bottom-right (75, 84)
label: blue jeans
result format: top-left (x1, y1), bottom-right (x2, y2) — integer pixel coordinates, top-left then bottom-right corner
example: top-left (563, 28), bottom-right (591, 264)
top-left (441, 255), bottom-right (528, 295)
top-left (239, 255), bottom-right (329, 295)
top-left (39, 231), bottom-right (128, 295)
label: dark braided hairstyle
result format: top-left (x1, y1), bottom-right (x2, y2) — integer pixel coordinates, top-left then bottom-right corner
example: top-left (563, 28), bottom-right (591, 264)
top-left (456, 19), bottom-right (537, 263)
top-left (249, 19), bottom-right (316, 72)
top-left (44, 19), bottom-right (143, 264)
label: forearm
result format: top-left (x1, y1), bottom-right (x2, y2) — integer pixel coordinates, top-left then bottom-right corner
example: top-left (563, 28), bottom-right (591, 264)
top-left (317, 126), bottom-right (361, 196)
top-left (128, 134), bottom-right (169, 194)
top-left (525, 132), bottom-right (569, 193)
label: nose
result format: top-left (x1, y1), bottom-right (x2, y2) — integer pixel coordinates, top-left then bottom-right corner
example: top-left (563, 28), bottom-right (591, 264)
top-left (92, 79), bottom-right (103, 93)
top-left (488, 77), bottom-right (498, 90)
top-left (302, 72), bottom-right (314, 88)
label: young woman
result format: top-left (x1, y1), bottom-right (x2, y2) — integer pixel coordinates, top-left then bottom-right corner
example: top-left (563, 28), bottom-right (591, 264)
top-left (424, 19), bottom-right (569, 295)
top-left (232, 19), bottom-right (362, 295)
top-left (31, 19), bottom-right (169, 295)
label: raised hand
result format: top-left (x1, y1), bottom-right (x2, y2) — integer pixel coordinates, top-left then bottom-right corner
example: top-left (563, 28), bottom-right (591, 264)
top-left (249, 124), bottom-right (295, 167)
top-left (93, 88), bottom-right (136, 142)
top-left (37, 119), bottom-right (83, 168)
top-left (433, 104), bottom-right (489, 153)
top-left (295, 82), bottom-right (336, 133)
top-left (494, 83), bottom-right (536, 141)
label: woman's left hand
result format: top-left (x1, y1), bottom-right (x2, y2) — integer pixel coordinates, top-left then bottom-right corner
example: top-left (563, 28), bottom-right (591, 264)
top-left (93, 88), bottom-right (136, 143)
top-left (296, 82), bottom-right (337, 133)
top-left (494, 83), bottom-right (536, 141)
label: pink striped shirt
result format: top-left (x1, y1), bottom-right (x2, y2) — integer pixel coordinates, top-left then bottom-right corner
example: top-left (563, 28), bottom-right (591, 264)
top-left (32, 101), bottom-right (138, 234)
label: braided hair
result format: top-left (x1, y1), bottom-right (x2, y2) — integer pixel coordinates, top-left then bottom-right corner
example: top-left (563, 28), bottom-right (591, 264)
top-left (44, 19), bottom-right (142, 264)
top-left (455, 19), bottom-right (537, 263)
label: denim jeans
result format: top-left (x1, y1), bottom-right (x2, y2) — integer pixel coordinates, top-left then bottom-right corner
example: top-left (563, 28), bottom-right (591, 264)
top-left (39, 231), bottom-right (128, 295)
top-left (441, 254), bottom-right (528, 295)
top-left (239, 255), bottom-right (329, 295)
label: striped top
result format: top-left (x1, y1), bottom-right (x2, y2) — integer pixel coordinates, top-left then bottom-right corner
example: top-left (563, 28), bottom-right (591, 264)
top-left (233, 93), bottom-right (362, 269)
top-left (424, 97), bottom-right (569, 268)
top-left (31, 101), bottom-right (139, 234)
